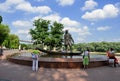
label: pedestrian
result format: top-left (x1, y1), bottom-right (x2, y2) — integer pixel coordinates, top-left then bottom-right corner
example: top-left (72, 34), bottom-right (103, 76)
top-left (0, 46), bottom-right (3, 56)
top-left (83, 48), bottom-right (90, 69)
top-left (31, 49), bottom-right (40, 71)
top-left (19, 45), bottom-right (21, 52)
top-left (106, 48), bottom-right (118, 67)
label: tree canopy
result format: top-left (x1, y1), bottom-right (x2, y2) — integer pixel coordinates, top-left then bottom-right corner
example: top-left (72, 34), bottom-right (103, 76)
top-left (0, 23), bottom-right (10, 46)
top-left (0, 16), bottom-right (2, 24)
top-left (30, 18), bottom-right (50, 46)
top-left (45, 21), bottom-right (64, 50)
top-left (30, 18), bottom-right (64, 50)
top-left (0, 16), bottom-right (10, 46)
top-left (3, 34), bottom-right (19, 49)
top-left (0, 16), bottom-right (19, 48)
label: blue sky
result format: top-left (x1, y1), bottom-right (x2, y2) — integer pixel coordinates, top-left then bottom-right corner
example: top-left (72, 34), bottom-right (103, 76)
top-left (0, 0), bottom-right (120, 43)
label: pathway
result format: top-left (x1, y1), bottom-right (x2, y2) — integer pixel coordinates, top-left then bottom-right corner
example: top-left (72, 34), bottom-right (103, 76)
top-left (0, 50), bottom-right (120, 81)
top-left (0, 60), bottom-right (120, 81)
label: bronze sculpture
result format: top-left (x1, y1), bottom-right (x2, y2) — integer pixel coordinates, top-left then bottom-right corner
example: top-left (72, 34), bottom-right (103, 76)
top-left (64, 30), bottom-right (74, 52)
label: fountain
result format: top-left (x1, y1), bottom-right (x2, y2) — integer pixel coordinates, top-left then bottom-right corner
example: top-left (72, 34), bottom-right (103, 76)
top-left (8, 30), bottom-right (108, 68)
top-left (8, 52), bottom-right (108, 68)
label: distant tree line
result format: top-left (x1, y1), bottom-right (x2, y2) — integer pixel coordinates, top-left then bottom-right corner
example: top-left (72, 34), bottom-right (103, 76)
top-left (74, 41), bottom-right (120, 52)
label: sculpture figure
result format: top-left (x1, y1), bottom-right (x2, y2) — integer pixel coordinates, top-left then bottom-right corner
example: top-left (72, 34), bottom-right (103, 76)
top-left (64, 30), bottom-right (74, 52)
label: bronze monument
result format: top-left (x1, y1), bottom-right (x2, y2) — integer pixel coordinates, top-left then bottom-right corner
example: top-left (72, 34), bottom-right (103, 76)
top-left (64, 30), bottom-right (74, 52)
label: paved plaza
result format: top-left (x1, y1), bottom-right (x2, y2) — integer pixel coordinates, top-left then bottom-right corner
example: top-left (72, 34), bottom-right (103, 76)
top-left (0, 50), bottom-right (120, 81)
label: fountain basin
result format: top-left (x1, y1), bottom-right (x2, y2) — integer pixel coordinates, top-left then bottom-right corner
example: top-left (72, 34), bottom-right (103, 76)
top-left (8, 53), bottom-right (109, 68)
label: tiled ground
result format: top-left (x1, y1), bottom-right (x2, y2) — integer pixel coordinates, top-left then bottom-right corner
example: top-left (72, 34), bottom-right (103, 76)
top-left (0, 60), bottom-right (120, 81)
top-left (0, 50), bottom-right (120, 81)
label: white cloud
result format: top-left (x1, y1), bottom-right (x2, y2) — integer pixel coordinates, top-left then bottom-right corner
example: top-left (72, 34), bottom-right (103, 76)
top-left (17, 30), bottom-right (29, 34)
top-left (16, 29), bottom-right (32, 41)
top-left (69, 26), bottom-right (91, 42)
top-left (12, 20), bottom-right (33, 40)
top-left (81, 0), bottom-right (98, 11)
top-left (12, 20), bottom-right (32, 28)
top-left (32, 13), bottom-right (61, 24)
top-left (61, 17), bottom-right (80, 28)
top-left (0, 0), bottom-right (24, 12)
top-left (99, 38), bottom-right (120, 42)
top-left (62, 22), bottom-right (91, 42)
top-left (69, 26), bottom-right (91, 36)
top-left (112, 38), bottom-right (120, 42)
top-left (82, 4), bottom-right (119, 21)
top-left (115, 2), bottom-right (120, 9)
top-left (33, 15), bottom-right (80, 28)
top-left (56, 0), bottom-right (75, 6)
top-left (16, 3), bottom-right (51, 14)
top-left (26, 34), bottom-right (32, 39)
top-left (34, 0), bottom-right (44, 2)
top-left (78, 26), bottom-right (91, 36)
top-left (0, 0), bottom-right (52, 14)
top-left (65, 26), bottom-right (91, 42)
top-left (97, 26), bottom-right (111, 31)
top-left (42, 14), bottom-right (61, 22)
top-left (79, 26), bottom-right (91, 42)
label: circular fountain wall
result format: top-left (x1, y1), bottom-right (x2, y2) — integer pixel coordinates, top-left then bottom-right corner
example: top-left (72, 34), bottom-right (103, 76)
top-left (8, 52), bottom-right (109, 68)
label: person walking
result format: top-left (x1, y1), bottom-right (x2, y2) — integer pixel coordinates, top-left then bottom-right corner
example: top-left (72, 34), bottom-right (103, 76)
top-left (31, 49), bottom-right (40, 71)
top-left (83, 48), bottom-right (90, 69)
top-left (0, 46), bottom-right (3, 56)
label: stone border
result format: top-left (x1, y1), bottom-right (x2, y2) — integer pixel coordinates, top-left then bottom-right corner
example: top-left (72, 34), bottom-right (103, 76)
top-left (8, 56), bottom-right (108, 69)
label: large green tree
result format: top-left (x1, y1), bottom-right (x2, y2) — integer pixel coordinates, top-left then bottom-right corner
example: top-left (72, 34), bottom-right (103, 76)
top-left (30, 18), bottom-right (64, 50)
top-left (44, 21), bottom-right (64, 50)
top-left (49, 21), bottom-right (64, 49)
top-left (30, 18), bottom-right (50, 48)
top-left (0, 16), bottom-right (10, 46)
